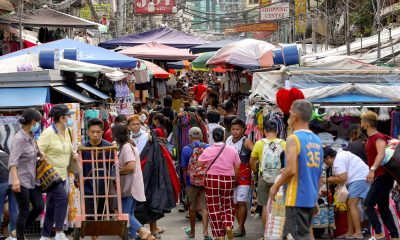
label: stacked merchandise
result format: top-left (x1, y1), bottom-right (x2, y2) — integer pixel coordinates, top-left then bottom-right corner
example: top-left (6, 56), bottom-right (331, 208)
top-left (264, 185), bottom-right (285, 239)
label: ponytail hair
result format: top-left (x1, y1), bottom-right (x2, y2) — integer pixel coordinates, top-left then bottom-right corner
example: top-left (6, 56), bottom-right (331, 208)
top-left (19, 108), bottom-right (42, 125)
top-left (153, 113), bottom-right (167, 128)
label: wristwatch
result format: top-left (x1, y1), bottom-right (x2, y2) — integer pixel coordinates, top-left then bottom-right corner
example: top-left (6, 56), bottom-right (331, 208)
top-left (370, 166), bottom-right (377, 172)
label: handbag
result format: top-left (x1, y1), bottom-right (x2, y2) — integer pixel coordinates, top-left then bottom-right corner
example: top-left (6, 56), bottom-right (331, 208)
top-left (67, 128), bottom-right (81, 174)
top-left (336, 184), bottom-right (349, 203)
top-left (36, 158), bottom-right (63, 192)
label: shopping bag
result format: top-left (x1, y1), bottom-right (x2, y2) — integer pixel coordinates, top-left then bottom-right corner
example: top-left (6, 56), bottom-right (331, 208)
top-left (264, 175), bottom-right (285, 240)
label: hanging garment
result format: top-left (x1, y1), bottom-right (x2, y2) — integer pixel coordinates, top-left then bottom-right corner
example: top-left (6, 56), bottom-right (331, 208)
top-left (134, 70), bottom-right (150, 84)
top-left (0, 117), bottom-right (20, 154)
top-left (155, 80), bottom-right (167, 98)
top-left (135, 136), bottom-right (179, 224)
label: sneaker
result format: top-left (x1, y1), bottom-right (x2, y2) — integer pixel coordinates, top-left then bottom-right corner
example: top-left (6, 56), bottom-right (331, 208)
top-left (178, 203), bottom-right (185, 212)
top-left (54, 233), bottom-right (68, 240)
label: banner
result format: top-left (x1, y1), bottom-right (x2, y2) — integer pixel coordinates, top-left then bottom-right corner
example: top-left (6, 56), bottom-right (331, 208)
top-left (295, 0), bottom-right (307, 34)
top-left (80, 0), bottom-right (112, 21)
top-left (260, 2), bottom-right (290, 21)
top-left (135, 0), bottom-right (176, 14)
top-left (225, 22), bottom-right (278, 34)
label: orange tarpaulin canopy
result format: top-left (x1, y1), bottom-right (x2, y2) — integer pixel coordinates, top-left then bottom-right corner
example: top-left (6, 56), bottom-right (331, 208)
top-left (141, 60), bottom-right (170, 79)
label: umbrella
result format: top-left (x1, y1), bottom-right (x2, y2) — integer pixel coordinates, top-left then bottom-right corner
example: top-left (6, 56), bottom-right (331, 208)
top-left (166, 60), bottom-right (191, 70)
top-left (206, 39), bottom-right (275, 69)
top-left (138, 60), bottom-right (170, 79)
top-left (0, 0), bottom-right (14, 11)
top-left (192, 52), bottom-right (215, 70)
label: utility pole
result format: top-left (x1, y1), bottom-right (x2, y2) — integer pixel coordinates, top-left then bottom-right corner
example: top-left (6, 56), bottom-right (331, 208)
top-left (346, 0), bottom-right (350, 55)
top-left (325, 0), bottom-right (329, 50)
top-left (312, 10), bottom-right (317, 53)
top-left (377, 0), bottom-right (382, 63)
top-left (116, 0), bottom-right (124, 37)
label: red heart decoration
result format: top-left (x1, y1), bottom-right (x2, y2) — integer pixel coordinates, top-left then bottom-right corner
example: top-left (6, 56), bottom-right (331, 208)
top-left (276, 88), bottom-right (305, 114)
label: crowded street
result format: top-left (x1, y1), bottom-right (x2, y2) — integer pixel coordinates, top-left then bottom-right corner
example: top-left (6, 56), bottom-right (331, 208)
top-left (1, 0), bottom-right (400, 240)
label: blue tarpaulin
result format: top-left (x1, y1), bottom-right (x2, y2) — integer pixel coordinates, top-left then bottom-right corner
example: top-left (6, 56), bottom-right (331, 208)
top-left (0, 39), bottom-right (137, 68)
top-left (100, 26), bottom-right (207, 49)
top-left (313, 93), bottom-right (392, 103)
top-left (0, 88), bottom-right (49, 108)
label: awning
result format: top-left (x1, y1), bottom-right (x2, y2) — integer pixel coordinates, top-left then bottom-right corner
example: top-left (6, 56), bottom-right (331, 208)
top-left (0, 7), bottom-right (99, 28)
top-left (76, 82), bottom-right (109, 100)
top-left (52, 86), bottom-right (95, 104)
top-left (0, 87), bottom-right (49, 108)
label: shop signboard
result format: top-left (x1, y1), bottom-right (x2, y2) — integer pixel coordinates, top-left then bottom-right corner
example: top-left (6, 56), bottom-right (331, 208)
top-left (224, 22), bottom-right (278, 34)
top-left (80, 0), bottom-right (112, 21)
top-left (260, 0), bottom-right (272, 7)
top-left (134, 0), bottom-right (176, 14)
top-left (295, 0), bottom-right (307, 34)
top-left (260, 2), bottom-right (290, 21)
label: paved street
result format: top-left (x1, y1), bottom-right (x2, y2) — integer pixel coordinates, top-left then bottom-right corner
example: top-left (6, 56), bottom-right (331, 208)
top-left (29, 207), bottom-right (264, 240)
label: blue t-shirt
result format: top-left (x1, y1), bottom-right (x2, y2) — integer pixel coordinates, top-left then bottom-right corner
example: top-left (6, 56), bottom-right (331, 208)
top-left (284, 130), bottom-right (323, 208)
top-left (181, 141), bottom-right (209, 187)
top-left (82, 139), bottom-right (113, 195)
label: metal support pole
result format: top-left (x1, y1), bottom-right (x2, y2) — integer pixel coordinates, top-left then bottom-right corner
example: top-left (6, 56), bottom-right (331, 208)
top-left (377, 0), bottom-right (382, 63)
top-left (346, 0), bottom-right (350, 55)
top-left (325, 0), bottom-right (329, 50)
top-left (390, 27), bottom-right (396, 66)
top-left (312, 11), bottom-right (317, 53)
top-left (18, 0), bottom-right (23, 49)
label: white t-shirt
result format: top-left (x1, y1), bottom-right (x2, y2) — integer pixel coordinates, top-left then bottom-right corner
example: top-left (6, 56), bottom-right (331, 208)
top-left (207, 123), bottom-right (225, 145)
top-left (333, 150), bottom-right (369, 184)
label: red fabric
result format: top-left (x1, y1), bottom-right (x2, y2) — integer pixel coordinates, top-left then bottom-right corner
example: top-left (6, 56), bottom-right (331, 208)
top-left (160, 145), bottom-right (180, 202)
top-left (237, 163), bottom-right (251, 186)
top-left (193, 84), bottom-right (207, 103)
top-left (276, 88), bottom-right (305, 114)
top-left (104, 128), bottom-right (113, 143)
top-left (155, 127), bottom-right (167, 138)
top-left (365, 132), bottom-right (387, 177)
top-left (205, 174), bottom-right (236, 238)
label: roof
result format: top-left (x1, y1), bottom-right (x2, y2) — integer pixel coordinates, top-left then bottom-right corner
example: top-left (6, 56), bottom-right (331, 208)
top-left (190, 38), bottom-right (241, 54)
top-left (0, 39), bottom-right (137, 68)
top-left (100, 26), bottom-right (207, 49)
top-left (0, 7), bottom-right (99, 28)
top-left (120, 42), bottom-right (197, 61)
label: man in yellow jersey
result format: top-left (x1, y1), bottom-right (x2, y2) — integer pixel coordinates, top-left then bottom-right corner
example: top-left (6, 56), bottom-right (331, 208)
top-left (270, 100), bottom-right (323, 240)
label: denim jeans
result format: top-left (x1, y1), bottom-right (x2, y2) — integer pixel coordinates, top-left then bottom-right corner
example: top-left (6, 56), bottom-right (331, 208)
top-left (122, 196), bottom-right (143, 238)
top-left (363, 173), bottom-right (399, 238)
top-left (0, 182), bottom-right (18, 233)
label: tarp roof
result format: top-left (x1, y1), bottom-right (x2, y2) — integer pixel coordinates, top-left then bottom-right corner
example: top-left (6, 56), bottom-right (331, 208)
top-left (0, 39), bottom-right (137, 68)
top-left (190, 38), bottom-right (241, 54)
top-left (140, 60), bottom-right (170, 78)
top-left (120, 42), bottom-right (197, 61)
top-left (0, 87), bottom-right (50, 108)
top-left (99, 26), bottom-right (207, 49)
top-left (0, 7), bottom-right (99, 28)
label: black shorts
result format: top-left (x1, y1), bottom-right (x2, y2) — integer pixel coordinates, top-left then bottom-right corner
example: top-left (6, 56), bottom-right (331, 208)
top-left (283, 206), bottom-right (314, 240)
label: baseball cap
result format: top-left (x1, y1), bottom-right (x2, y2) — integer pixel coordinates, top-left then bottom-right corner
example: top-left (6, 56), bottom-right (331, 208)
top-left (49, 104), bottom-right (76, 118)
top-left (189, 127), bottom-right (203, 138)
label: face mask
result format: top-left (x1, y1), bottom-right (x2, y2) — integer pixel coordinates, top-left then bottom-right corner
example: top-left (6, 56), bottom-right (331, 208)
top-left (66, 118), bottom-right (74, 128)
top-left (31, 122), bottom-right (39, 133)
top-left (132, 132), bottom-right (141, 137)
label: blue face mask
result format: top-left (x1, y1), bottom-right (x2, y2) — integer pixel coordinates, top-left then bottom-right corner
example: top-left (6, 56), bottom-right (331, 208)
top-left (31, 122), bottom-right (39, 133)
top-left (131, 132), bottom-right (141, 137)
top-left (66, 118), bottom-right (74, 128)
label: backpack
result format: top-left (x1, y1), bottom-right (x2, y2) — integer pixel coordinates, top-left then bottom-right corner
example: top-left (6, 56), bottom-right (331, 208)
top-left (260, 139), bottom-right (284, 184)
top-left (187, 143), bottom-right (207, 187)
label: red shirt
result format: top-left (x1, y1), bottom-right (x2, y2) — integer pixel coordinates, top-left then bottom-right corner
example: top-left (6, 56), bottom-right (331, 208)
top-left (104, 128), bottom-right (113, 143)
top-left (193, 84), bottom-right (207, 103)
top-left (365, 132), bottom-right (387, 177)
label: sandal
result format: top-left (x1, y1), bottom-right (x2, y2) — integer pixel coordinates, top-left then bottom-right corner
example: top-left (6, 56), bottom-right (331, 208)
top-left (157, 227), bottom-right (166, 234)
top-left (184, 227), bottom-right (195, 239)
top-left (151, 232), bottom-right (161, 240)
top-left (203, 236), bottom-right (213, 240)
top-left (337, 235), bottom-right (353, 239)
top-left (233, 230), bottom-right (246, 237)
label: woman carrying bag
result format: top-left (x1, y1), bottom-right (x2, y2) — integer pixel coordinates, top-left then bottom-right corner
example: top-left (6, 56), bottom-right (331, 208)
top-left (37, 104), bottom-right (79, 240)
top-left (112, 124), bottom-right (154, 240)
top-left (198, 128), bottom-right (240, 240)
top-left (9, 108), bottom-right (45, 240)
